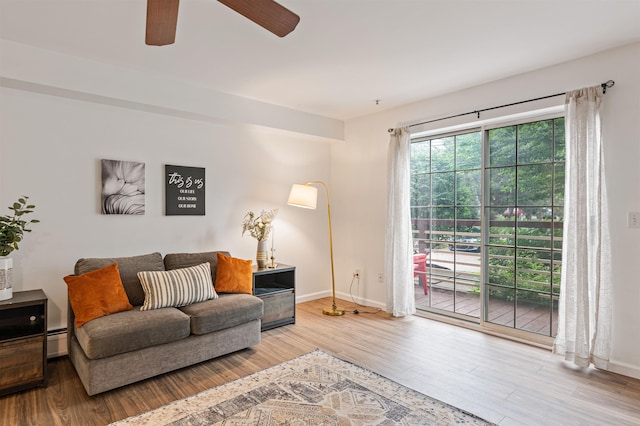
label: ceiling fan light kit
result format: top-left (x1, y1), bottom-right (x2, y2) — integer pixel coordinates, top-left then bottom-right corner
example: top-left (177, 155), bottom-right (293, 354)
top-left (146, 0), bottom-right (300, 46)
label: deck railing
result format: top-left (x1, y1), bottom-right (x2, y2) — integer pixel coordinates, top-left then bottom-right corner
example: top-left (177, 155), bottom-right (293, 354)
top-left (412, 218), bottom-right (563, 296)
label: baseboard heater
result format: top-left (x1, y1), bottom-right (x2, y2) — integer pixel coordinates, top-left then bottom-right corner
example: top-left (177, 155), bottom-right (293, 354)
top-left (47, 328), bottom-right (68, 358)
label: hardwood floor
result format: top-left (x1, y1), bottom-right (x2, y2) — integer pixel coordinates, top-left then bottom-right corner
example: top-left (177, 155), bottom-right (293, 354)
top-left (1, 297), bottom-right (639, 425)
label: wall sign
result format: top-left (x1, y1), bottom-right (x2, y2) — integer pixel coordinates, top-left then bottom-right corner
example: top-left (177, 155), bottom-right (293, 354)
top-left (165, 165), bottom-right (205, 216)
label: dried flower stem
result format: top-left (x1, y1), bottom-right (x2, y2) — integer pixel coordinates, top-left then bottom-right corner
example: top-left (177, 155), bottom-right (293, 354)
top-left (241, 208), bottom-right (278, 241)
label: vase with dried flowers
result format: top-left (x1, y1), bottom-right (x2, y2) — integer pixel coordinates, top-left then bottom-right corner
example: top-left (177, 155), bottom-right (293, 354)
top-left (242, 209), bottom-right (278, 269)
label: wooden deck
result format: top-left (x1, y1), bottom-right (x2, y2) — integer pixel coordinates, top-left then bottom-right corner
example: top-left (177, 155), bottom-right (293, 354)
top-left (415, 283), bottom-right (558, 337)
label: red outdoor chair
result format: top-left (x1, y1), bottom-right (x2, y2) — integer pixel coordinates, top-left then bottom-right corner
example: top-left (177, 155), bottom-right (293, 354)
top-left (413, 253), bottom-right (428, 295)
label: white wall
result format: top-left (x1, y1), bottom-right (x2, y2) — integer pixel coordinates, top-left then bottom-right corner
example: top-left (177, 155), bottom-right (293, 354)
top-left (333, 42), bottom-right (640, 378)
top-left (0, 42), bottom-right (342, 332)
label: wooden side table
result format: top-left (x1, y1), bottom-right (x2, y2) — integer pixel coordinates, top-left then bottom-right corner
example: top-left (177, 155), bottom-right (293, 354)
top-left (0, 289), bottom-right (48, 396)
top-left (252, 264), bottom-right (295, 331)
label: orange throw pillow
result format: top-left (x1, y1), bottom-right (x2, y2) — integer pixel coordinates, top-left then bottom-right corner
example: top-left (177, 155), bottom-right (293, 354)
top-left (64, 263), bottom-right (133, 327)
top-left (214, 252), bottom-right (253, 294)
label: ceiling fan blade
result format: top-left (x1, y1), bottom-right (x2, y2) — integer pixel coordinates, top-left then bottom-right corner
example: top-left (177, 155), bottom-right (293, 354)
top-left (217, 0), bottom-right (300, 37)
top-left (146, 0), bottom-right (180, 46)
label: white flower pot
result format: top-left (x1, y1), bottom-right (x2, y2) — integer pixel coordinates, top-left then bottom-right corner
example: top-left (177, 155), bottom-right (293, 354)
top-left (0, 257), bottom-right (13, 301)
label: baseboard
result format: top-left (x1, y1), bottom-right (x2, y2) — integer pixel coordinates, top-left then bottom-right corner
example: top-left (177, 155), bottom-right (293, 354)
top-left (335, 291), bottom-right (386, 310)
top-left (47, 329), bottom-right (68, 358)
top-left (608, 359), bottom-right (640, 380)
top-left (295, 290), bottom-right (331, 304)
top-left (295, 291), bottom-right (386, 312)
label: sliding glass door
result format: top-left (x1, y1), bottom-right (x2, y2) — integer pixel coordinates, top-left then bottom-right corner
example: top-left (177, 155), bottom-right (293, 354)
top-left (410, 116), bottom-right (564, 341)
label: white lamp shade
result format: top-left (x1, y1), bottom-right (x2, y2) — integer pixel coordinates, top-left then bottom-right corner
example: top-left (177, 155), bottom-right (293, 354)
top-left (287, 184), bottom-right (318, 209)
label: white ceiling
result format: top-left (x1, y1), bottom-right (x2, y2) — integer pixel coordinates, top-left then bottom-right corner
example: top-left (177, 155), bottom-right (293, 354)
top-left (1, 0), bottom-right (639, 120)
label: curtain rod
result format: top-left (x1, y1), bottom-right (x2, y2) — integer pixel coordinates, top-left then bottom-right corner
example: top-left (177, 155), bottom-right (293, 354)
top-left (388, 80), bottom-right (615, 133)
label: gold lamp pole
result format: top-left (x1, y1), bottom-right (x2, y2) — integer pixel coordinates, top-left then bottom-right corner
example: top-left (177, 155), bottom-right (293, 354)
top-left (288, 181), bottom-right (344, 316)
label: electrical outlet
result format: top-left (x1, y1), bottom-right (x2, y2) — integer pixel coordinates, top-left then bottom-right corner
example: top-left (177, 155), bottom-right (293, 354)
top-left (377, 273), bottom-right (384, 283)
top-left (629, 211), bottom-right (640, 229)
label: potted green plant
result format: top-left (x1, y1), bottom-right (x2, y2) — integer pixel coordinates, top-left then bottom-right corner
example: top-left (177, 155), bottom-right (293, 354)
top-left (0, 196), bottom-right (39, 301)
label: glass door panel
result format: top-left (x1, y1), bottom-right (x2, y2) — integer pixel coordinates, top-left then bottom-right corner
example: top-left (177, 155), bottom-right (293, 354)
top-left (411, 131), bottom-right (481, 319)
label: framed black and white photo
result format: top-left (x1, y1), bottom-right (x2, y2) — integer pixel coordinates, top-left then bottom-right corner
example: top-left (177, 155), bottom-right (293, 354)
top-left (165, 165), bottom-right (205, 215)
top-left (101, 159), bottom-right (145, 215)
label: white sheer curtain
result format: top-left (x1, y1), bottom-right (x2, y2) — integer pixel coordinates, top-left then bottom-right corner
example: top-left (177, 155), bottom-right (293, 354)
top-left (553, 86), bottom-right (612, 369)
top-left (385, 127), bottom-right (415, 317)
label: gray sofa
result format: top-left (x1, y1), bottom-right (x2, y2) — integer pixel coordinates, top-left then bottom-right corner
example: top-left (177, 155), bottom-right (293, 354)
top-left (67, 251), bottom-right (264, 396)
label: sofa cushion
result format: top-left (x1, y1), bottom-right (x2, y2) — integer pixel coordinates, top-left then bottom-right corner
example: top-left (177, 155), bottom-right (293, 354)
top-left (75, 252), bottom-right (165, 306)
top-left (164, 251), bottom-right (229, 285)
top-left (74, 307), bottom-right (191, 360)
top-left (178, 293), bottom-right (264, 335)
top-left (214, 252), bottom-right (253, 294)
top-left (64, 263), bottom-right (133, 327)
top-left (137, 262), bottom-right (218, 311)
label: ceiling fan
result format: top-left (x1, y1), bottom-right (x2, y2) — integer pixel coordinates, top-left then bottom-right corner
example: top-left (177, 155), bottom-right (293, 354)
top-left (145, 0), bottom-right (300, 46)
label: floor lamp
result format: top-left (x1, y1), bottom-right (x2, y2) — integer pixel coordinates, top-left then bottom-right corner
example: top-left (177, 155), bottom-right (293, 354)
top-left (287, 181), bottom-right (344, 316)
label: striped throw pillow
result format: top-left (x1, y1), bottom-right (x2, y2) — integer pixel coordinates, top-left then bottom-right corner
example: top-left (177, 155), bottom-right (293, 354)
top-left (137, 262), bottom-right (217, 311)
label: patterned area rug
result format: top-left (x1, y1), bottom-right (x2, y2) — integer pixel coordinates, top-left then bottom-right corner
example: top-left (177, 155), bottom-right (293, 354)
top-left (111, 350), bottom-right (493, 425)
